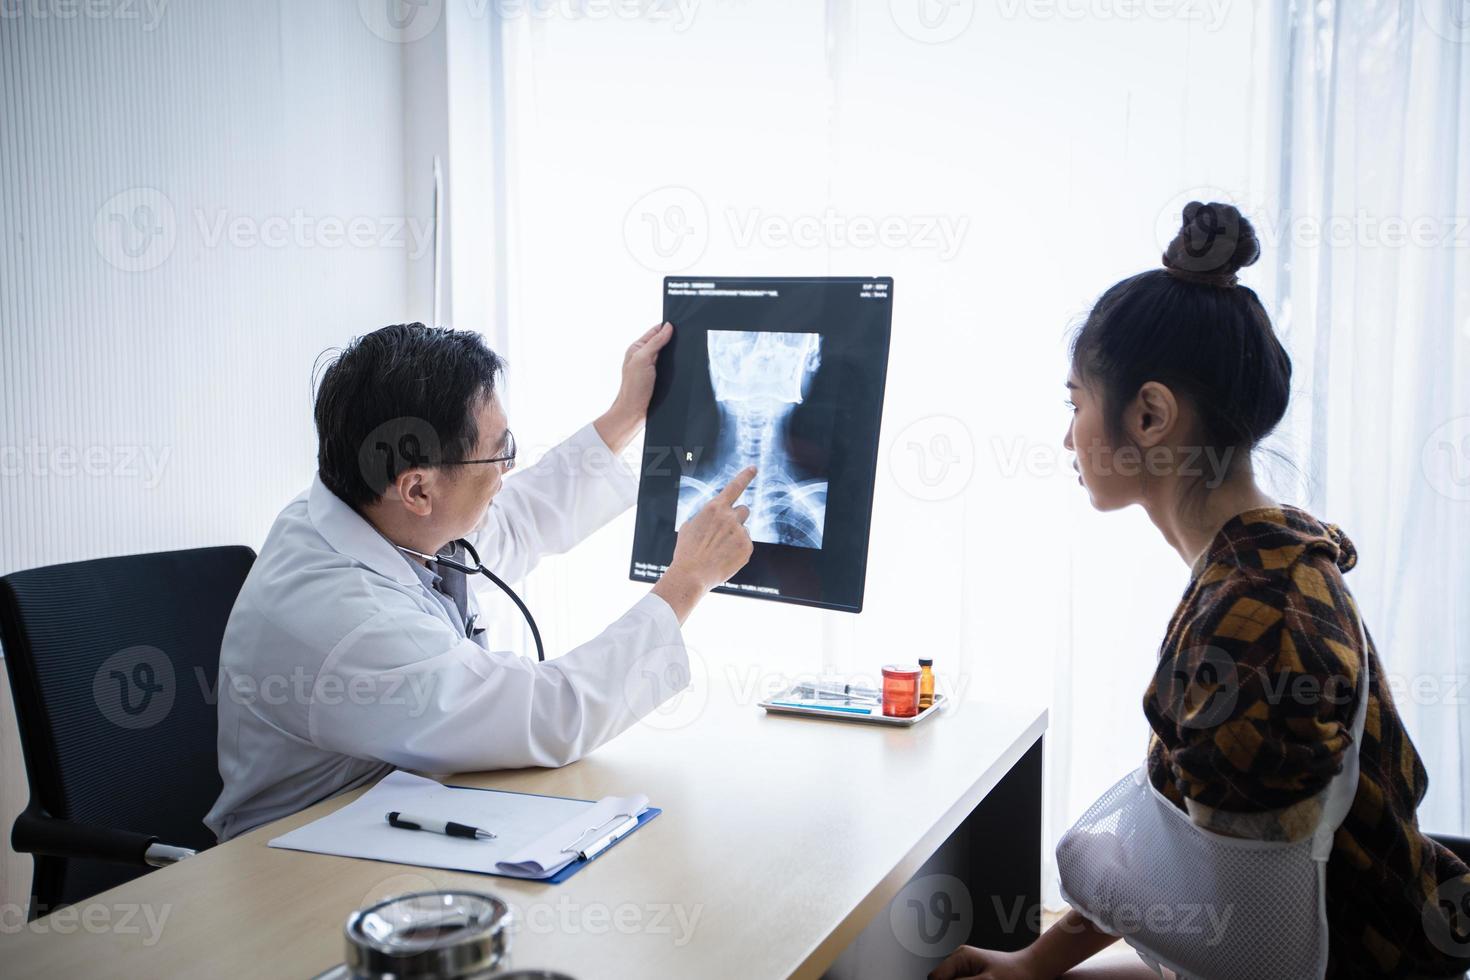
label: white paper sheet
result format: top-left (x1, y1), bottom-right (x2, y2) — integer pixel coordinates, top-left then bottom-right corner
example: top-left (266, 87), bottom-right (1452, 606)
top-left (268, 771), bottom-right (648, 879)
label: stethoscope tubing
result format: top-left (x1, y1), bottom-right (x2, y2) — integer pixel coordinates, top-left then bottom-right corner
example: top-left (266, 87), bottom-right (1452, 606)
top-left (398, 538), bottom-right (546, 663)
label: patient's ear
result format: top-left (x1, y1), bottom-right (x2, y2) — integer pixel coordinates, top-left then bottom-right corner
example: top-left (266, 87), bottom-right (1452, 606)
top-left (1125, 382), bottom-right (1179, 449)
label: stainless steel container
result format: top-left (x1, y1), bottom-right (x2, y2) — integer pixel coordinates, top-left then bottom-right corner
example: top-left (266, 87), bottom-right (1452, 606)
top-left (340, 890), bottom-right (513, 980)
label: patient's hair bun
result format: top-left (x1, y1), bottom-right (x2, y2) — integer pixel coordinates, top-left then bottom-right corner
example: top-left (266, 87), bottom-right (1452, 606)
top-left (1161, 201), bottom-right (1260, 287)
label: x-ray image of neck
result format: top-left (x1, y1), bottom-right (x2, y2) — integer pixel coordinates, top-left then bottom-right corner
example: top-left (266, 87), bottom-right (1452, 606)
top-left (675, 330), bottom-right (829, 549)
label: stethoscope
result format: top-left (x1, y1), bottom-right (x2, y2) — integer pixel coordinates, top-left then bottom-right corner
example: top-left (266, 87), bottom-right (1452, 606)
top-left (396, 537), bottom-right (545, 663)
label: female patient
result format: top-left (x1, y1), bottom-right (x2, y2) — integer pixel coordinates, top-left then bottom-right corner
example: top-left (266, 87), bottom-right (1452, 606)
top-left (933, 203), bottom-right (1470, 980)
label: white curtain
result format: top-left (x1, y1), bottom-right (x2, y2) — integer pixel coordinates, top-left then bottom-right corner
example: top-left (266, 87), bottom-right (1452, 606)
top-left (1250, 0), bottom-right (1470, 838)
top-left (474, 0), bottom-right (1466, 910)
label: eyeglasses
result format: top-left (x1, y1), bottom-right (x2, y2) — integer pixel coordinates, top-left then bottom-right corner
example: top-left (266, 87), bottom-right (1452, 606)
top-left (457, 429), bottom-right (516, 472)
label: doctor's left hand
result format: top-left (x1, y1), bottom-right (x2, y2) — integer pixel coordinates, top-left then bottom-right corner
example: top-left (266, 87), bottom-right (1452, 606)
top-left (595, 321), bottom-right (674, 454)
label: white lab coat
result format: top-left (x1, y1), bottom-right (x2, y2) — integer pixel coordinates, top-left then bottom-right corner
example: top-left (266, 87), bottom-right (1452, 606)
top-left (205, 422), bottom-right (688, 842)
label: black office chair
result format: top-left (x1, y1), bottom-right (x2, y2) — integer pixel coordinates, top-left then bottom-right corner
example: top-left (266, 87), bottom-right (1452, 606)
top-left (0, 546), bottom-right (255, 918)
top-left (1435, 833), bottom-right (1470, 866)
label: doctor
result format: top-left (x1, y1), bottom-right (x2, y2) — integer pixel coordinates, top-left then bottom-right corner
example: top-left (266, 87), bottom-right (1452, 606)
top-left (206, 321), bottom-right (755, 842)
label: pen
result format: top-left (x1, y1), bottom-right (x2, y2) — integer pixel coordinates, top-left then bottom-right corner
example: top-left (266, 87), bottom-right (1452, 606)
top-left (577, 814), bottom-right (641, 861)
top-left (385, 811), bottom-right (497, 840)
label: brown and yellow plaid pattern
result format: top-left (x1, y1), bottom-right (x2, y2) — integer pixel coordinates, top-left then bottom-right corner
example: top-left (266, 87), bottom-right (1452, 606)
top-left (1143, 506), bottom-right (1470, 979)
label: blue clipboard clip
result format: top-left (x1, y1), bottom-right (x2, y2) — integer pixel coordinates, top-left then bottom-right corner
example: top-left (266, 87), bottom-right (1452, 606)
top-left (444, 782), bottom-right (661, 885)
top-left (543, 808), bottom-right (661, 884)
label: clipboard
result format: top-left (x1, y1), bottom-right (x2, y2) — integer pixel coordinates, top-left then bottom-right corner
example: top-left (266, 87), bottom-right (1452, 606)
top-left (268, 771), bottom-right (661, 885)
top-left (447, 782), bottom-right (663, 885)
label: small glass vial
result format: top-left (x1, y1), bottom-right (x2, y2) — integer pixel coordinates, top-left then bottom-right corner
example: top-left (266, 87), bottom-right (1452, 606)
top-left (918, 658), bottom-right (935, 710)
top-left (882, 664), bottom-right (921, 718)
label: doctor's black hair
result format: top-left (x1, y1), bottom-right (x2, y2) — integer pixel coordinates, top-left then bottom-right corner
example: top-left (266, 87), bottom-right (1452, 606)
top-left (1069, 201), bottom-right (1292, 470)
top-left (313, 322), bottom-right (505, 510)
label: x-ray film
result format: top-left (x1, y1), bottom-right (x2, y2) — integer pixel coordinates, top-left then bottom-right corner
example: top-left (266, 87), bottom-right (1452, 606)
top-left (630, 277), bottom-right (893, 612)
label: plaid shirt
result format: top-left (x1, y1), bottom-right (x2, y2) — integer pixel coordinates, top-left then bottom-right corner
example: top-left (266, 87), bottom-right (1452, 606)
top-left (1144, 506), bottom-right (1470, 978)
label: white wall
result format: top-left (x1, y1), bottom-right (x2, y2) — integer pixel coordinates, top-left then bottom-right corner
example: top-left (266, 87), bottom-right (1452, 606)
top-left (0, 0), bottom-right (427, 908)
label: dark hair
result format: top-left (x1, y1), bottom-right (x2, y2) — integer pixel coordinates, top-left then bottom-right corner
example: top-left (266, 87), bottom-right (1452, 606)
top-left (313, 322), bottom-right (505, 510)
top-left (1070, 201), bottom-right (1291, 464)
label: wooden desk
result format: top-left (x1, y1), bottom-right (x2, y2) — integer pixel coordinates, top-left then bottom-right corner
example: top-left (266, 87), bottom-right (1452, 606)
top-left (1, 659), bottom-right (1046, 979)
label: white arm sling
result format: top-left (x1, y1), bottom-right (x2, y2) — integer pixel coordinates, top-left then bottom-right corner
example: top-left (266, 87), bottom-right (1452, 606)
top-left (1056, 613), bottom-right (1370, 980)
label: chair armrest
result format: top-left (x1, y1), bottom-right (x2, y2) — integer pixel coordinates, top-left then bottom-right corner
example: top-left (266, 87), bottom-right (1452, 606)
top-left (11, 807), bottom-right (170, 867)
top-left (1431, 832), bottom-right (1470, 866)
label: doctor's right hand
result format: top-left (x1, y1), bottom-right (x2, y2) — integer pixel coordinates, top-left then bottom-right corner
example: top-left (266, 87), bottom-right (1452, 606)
top-left (650, 466), bottom-right (757, 624)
